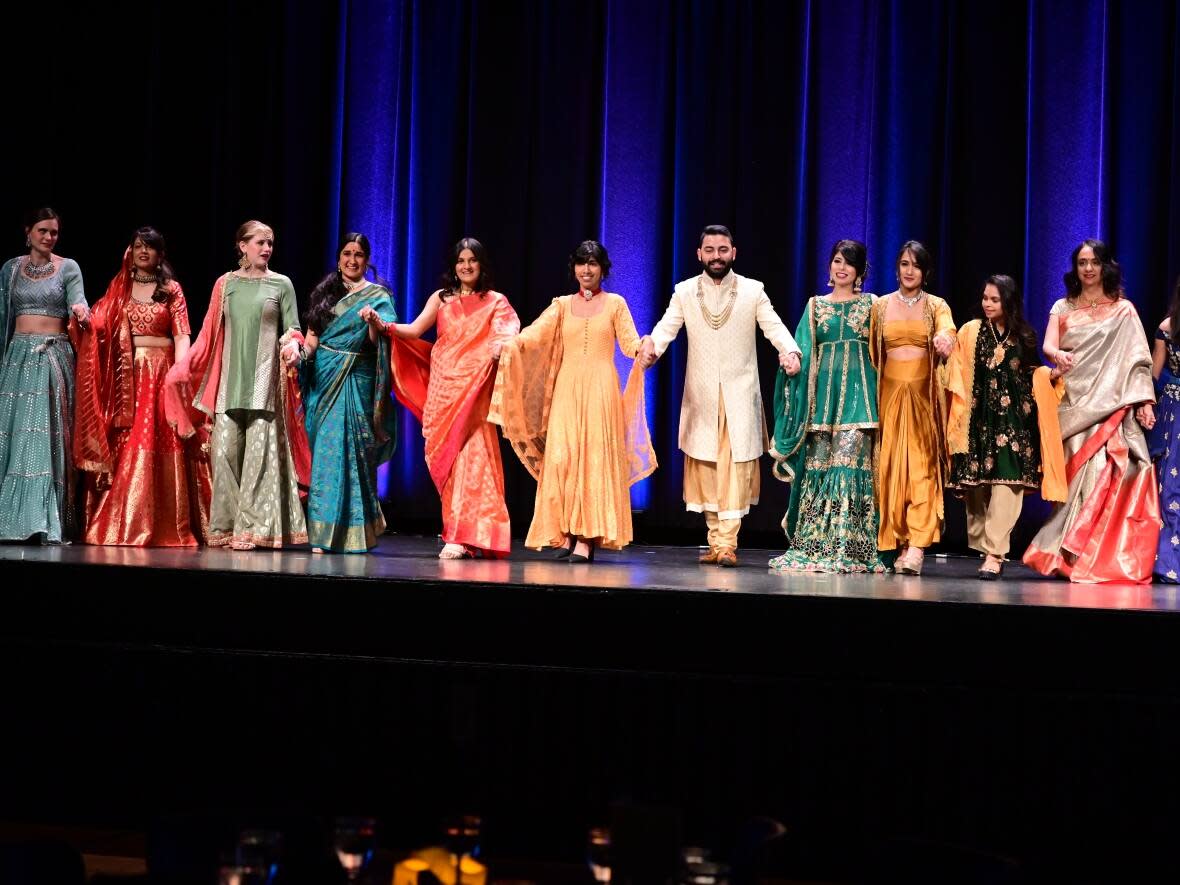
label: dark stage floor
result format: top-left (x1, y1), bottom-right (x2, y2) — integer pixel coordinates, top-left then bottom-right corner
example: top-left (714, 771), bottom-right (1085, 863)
top-left (3, 533), bottom-right (1176, 613)
top-left (6, 533), bottom-right (1180, 881)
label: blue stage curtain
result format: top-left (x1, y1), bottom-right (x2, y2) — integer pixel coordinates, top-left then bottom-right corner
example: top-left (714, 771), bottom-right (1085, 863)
top-left (327, 0), bottom-right (1180, 544)
top-left (13, 0), bottom-right (1179, 544)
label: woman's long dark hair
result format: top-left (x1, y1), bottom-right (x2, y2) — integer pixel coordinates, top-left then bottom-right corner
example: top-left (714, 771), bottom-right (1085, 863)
top-left (1063, 238), bottom-right (1124, 299)
top-left (1165, 275), bottom-right (1180, 343)
top-left (983, 274), bottom-right (1037, 360)
top-left (128, 226), bottom-right (175, 303)
top-left (897, 239), bottom-right (934, 289)
top-left (305, 232), bottom-right (381, 334)
top-left (439, 237), bottom-right (493, 301)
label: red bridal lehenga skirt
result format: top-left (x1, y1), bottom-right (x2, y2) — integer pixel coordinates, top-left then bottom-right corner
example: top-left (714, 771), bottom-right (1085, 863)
top-left (84, 344), bottom-right (211, 546)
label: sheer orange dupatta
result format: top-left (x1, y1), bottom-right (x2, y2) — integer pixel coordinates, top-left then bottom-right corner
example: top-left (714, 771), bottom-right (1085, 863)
top-left (489, 295), bottom-right (655, 485)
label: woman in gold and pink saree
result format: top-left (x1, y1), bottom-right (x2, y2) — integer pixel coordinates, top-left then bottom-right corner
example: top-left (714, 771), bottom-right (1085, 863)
top-left (1023, 240), bottom-right (1159, 584)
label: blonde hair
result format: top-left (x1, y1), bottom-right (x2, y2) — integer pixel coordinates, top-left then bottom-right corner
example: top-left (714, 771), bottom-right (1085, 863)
top-left (235, 219), bottom-right (274, 256)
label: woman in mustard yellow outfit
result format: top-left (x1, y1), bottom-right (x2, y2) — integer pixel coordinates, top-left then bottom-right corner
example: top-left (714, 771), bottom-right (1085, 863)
top-left (491, 241), bottom-right (655, 563)
top-left (869, 241), bottom-right (956, 574)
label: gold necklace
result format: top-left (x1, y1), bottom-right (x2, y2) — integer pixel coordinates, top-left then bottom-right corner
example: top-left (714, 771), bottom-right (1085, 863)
top-left (986, 321), bottom-right (1010, 370)
top-left (696, 277), bottom-right (737, 330)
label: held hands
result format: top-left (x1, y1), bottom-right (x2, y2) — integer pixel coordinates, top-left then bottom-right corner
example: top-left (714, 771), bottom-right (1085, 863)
top-left (637, 336), bottom-right (657, 369)
top-left (280, 340), bottom-right (302, 367)
top-left (779, 351), bottom-right (802, 376)
top-left (1136, 403), bottom-right (1156, 430)
top-left (359, 305), bottom-right (385, 334)
top-left (71, 303), bottom-right (90, 328)
top-left (932, 332), bottom-right (955, 360)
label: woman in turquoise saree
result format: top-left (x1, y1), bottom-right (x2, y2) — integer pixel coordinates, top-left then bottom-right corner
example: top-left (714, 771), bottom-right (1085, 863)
top-left (286, 233), bottom-right (397, 553)
top-left (768, 239), bottom-right (887, 573)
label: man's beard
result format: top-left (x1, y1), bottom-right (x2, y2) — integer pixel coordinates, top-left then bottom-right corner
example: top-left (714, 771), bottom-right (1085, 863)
top-left (704, 259), bottom-right (731, 280)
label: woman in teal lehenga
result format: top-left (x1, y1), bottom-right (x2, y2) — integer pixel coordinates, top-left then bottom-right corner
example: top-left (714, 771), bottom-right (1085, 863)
top-left (768, 239), bottom-right (887, 573)
top-left (287, 233), bottom-right (397, 553)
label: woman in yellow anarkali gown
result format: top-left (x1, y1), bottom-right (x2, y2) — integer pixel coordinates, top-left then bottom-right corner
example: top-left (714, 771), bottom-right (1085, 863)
top-left (869, 241), bottom-right (956, 574)
top-left (490, 241), bottom-right (655, 562)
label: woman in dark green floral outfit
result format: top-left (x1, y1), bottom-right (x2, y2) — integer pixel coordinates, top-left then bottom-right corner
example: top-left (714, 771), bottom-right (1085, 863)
top-left (945, 274), bottom-right (1042, 577)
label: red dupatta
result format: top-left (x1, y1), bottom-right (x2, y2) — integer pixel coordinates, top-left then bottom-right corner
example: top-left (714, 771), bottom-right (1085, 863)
top-left (74, 251), bottom-right (140, 473)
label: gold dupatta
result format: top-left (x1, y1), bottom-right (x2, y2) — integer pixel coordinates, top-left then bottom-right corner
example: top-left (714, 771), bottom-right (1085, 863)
top-left (489, 295), bottom-right (656, 486)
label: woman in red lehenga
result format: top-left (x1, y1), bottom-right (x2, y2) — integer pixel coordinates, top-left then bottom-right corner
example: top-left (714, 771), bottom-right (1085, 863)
top-left (1023, 239), bottom-right (1160, 583)
top-left (74, 227), bottom-right (211, 545)
top-left (370, 237), bottom-right (519, 558)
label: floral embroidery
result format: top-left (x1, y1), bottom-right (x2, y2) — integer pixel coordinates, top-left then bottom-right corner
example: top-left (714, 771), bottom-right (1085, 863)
top-left (949, 325), bottom-right (1039, 491)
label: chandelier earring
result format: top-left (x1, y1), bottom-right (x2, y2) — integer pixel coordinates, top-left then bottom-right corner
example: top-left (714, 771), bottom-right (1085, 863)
top-left (854, 276), bottom-right (863, 293)
top-left (238, 253), bottom-right (251, 271)
top-left (827, 276), bottom-right (835, 287)
top-left (25, 235), bottom-right (31, 248)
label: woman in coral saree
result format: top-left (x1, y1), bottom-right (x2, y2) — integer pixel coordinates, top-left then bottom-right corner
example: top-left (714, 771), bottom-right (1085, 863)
top-left (380, 238), bottom-right (518, 558)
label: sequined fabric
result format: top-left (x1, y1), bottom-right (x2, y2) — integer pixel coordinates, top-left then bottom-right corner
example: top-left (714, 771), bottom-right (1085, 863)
top-left (7, 258), bottom-right (85, 319)
top-left (769, 295), bottom-right (885, 573)
top-left (1152, 327), bottom-right (1180, 582)
top-left (0, 334), bottom-right (77, 541)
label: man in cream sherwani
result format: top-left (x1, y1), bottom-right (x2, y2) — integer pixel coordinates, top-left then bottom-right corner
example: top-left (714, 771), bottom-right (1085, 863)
top-left (638, 225), bottom-right (801, 567)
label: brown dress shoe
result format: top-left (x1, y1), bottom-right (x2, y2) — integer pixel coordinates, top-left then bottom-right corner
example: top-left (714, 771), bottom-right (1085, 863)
top-left (716, 547), bottom-right (738, 567)
top-left (699, 547), bottom-right (720, 564)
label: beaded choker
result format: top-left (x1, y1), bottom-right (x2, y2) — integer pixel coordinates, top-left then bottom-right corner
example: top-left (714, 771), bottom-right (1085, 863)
top-left (24, 259), bottom-right (55, 280)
